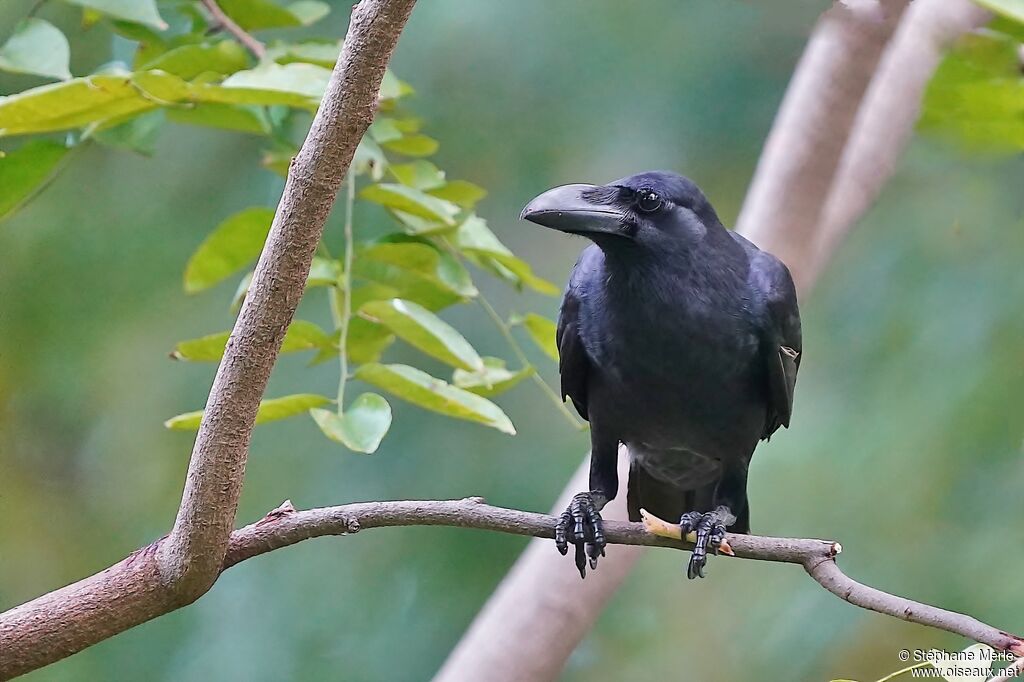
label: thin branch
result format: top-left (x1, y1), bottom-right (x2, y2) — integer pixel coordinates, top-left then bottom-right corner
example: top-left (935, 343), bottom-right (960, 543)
top-left (200, 0), bottom-right (267, 60)
top-left (475, 294), bottom-right (585, 430)
top-left (219, 497), bottom-right (1024, 657)
top-left (0, 2), bottom-right (418, 678)
top-left (332, 172), bottom-right (357, 408)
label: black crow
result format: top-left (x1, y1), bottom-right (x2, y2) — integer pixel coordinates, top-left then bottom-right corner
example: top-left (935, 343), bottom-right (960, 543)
top-left (521, 171), bottom-right (801, 579)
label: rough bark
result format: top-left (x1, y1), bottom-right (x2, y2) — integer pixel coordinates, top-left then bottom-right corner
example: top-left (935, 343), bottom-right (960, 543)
top-left (0, 1), bottom-right (417, 678)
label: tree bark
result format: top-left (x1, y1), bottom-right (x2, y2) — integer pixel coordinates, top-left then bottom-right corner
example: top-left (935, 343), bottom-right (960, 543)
top-left (0, 1), bottom-right (417, 678)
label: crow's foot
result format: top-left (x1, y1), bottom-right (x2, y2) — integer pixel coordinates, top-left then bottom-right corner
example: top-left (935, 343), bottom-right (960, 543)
top-left (680, 505), bottom-right (736, 579)
top-left (555, 492), bottom-right (606, 579)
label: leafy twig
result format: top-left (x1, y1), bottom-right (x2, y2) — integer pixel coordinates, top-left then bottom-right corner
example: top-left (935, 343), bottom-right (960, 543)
top-left (199, 0), bottom-right (267, 59)
top-left (334, 173), bottom-right (357, 408)
top-left (476, 294), bottom-right (585, 430)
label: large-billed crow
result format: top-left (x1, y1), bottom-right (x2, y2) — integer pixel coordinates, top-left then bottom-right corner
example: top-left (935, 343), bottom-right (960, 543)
top-left (521, 171), bottom-right (801, 579)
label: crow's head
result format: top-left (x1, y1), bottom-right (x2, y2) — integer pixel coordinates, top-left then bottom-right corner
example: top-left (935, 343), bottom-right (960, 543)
top-left (520, 171), bottom-right (720, 251)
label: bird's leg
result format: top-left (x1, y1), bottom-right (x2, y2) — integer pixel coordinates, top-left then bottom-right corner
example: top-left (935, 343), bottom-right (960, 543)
top-left (681, 464), bottom-right (747, 579)
top-left (554, 491), bottom-right (608, 579)
top-left (680, 506), bottom-right (736, 579)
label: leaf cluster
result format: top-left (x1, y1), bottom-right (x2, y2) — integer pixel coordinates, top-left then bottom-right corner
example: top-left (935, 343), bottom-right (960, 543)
top-left (0, 0), bottom-right (580, 453)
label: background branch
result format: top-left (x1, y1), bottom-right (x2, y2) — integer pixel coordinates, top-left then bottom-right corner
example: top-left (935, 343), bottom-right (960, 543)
top-left (0, 1), bottom-right (417, 678)
top-left (219, 497), bottom-right (1024, 657)
top-left (200, 0), bottom-right (267, 59)
top-left (436, 2), bottom-right (990, 680)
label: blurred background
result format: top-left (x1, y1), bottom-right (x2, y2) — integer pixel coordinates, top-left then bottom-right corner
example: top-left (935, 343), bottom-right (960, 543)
top-left (2, 1), bottom-right (1023, 680)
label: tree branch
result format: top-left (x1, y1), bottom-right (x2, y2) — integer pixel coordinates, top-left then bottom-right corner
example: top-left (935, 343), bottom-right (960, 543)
top-left (221, 497), bottom-right (1022, 657)
top-left (807, 0), bottom-right (992, 284)
top-left (0, 1), bottom-right (417, 678)
top-left (200, 0), bottom-right (267, 59)
top-left (736, 0), bottom-right (911, 296)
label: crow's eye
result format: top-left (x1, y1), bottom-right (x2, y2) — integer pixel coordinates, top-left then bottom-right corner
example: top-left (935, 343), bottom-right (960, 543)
top-left (636, 188), bottom-right (662, 213)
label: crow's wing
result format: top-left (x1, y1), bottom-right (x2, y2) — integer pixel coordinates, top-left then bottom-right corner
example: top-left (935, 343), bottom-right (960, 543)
top-left (756, 252), bottom-right (802, 440)
top-left (556, 249), bottom-right (598, 421)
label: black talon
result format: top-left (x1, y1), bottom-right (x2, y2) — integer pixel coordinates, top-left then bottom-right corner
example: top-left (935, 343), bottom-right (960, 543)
top-left (554, 508), bottom-right (573, 556)
top-left (554, 492), bottom-right (606, 578)
top-left (680, 506), bottom-right (735, 580)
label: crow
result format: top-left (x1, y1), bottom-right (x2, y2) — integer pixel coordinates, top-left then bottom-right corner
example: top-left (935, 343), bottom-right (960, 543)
top-left (521, 171), bottom-right (801, 579)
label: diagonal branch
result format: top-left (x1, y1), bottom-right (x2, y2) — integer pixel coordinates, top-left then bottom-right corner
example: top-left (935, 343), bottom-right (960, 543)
top-left (736, 0), bottom-right (911, 295)
top-left (219, 497), bottom-right (1024, 657)
top-left (200, 0), bottom-right (267, 59)
top-left (0, 1), bottom-right (417, 678)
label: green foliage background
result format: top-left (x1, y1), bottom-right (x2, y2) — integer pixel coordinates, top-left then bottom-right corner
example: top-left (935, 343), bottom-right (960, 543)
top-left (1, 1), bottom-right (1023, 680)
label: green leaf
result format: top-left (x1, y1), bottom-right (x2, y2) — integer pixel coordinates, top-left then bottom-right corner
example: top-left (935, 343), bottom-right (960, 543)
top-left (216, 0), bottom-right (328, 30)
top-left (355, 239), bottom-right (477, 308)
top-left (491, 253), bottom-right (561, 295)
top-left (368, 118), bottom-right (402, 143)
top-left (381, 133), bottom-right (439, 157)
top-left (171, 319), bottom-right (332, 361)
top-left (360, 298), bottom-right (484, 371)
top-left (184, 207), bottom-right (274, 293)
top-left (287, 1), bottom-right (330, 25)
top-left (0, 66), bottom-right (321, 137)
top-left (360, 183), bottom-right (460, 225)
top-left (920, 32), bottom-right (1024, 150)
top-left (353, 136), bottom-right (387, 180)
top-left (0, 71), bottom-right (193, 137)
top-left (166, 393), bottom-right (332, 430)
top-left (973, 0), bottom-right (1024, 23)
top-left (452, 215), bottom-right (560, 295)
top-left (378, 70), bottom-right (413, 101)
top-left (519, 313), bottom-right (558, 361)
top-left (65, 0), bottom-right (167, 29)
top-left (356, 363), bottom-right (516, 434)
top-left (310, 393), bottom-right (392, 453)
top-left (453, 357), bottom-right (534, 397)
top-left (167, 103), bottom-right (270, 135)
top-left (346, 316), bottom-right (395, 363)
top-left (389, 160), bottom-right (445, 190)
top-left (0, 140), bottom-right (68, 221)
top-left (391, 116), bottom-right (421, 133)
top-left (308, 256), bottom-right (342, 286)
top-left (428, 180), bottom-right (486, 208)
top-left (93, 109), bottom-right (164, 155)
top-left (230, 270), bottom-right (253, 312)
top-left (220, 62), bottom-right (331, 101)
top-left (261, 146), bottom-right (294, 176)
top-left (0, 19), bottom-right (72, 81)
top-left (389, 209), bottom-right (455, 237)
top-left (192, 76), bottom-right (317, 109)
top-left (268, 40), bottom-right (339, 68)
top-left (139, 41), bottom-right (250, 80)
top-left (0, 74), bottom-right (154, 137)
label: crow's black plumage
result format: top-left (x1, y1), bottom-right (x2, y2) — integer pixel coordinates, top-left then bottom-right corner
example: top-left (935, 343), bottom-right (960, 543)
top-left (521, 171), bottom-right (801, 579)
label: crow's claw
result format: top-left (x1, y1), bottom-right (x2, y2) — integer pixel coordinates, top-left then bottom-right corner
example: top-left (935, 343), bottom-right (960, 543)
top-left (680, 506), bottom-right (736, 579)
top-left (554, 492), bottom-right (606, 578)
